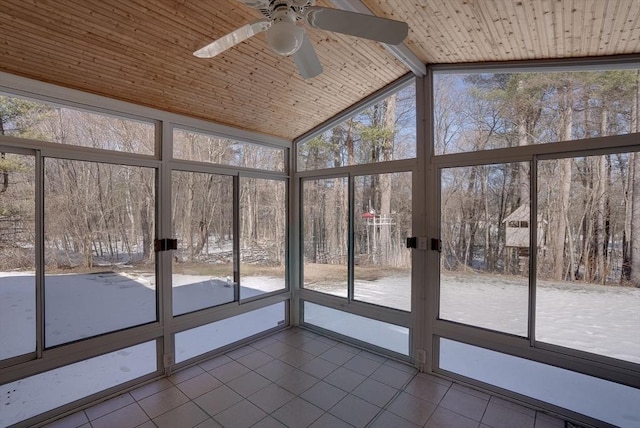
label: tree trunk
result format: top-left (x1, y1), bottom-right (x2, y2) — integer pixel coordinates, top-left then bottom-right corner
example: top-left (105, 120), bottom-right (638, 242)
top-left (629, 70), bottom-right (640, 286)
top-left (595, 109), bottom-right (609, 283)
top-left (516, 80), bottom-right (531, 205)
top-left (631, 153), bottom-right (640, 286)
top-left (551, 82), bottom-right (573, 280)
top-left (379, 96), bottom-right (396, 264)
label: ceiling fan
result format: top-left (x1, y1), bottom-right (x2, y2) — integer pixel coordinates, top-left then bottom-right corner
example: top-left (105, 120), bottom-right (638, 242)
top-left (193, 0), bottom-right (409, 79)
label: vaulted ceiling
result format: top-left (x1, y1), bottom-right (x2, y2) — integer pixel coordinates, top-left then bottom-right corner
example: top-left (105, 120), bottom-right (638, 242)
top-left (1, 0), bottom-right (639, 141)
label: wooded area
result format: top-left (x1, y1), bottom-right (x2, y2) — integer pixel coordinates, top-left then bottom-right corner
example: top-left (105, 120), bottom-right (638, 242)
top-left (2, 69), bottom-right (639, 289)
top-left (0, 95), bottom-right (286, 281)
top-left (437, 70), bottom-right (640, 286)
top-left (299, 85), bottom-right (415, 289)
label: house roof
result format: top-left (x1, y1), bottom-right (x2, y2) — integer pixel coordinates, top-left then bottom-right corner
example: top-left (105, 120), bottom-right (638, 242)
top-left (1, 0), bottom-right (639, 142)
top-left (503, 205), bottom-right (531, 223)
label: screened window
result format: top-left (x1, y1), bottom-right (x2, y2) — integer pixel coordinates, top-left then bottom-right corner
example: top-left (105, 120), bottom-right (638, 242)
top-left (439, 162), bottom-right (530, 336)
top-left (297, 82), bottom-right (416, 171)
top-left (536, 154), bottom-right (640, 363)
top-left (172, 171), bottom-right (234, 316)
top-left (239, 177), bottom-right (286, 299)
top-left (0, 93), bottom-right (155, 154)
top-left (433, 69), bottom-right (640, 155)
top-left (302, 177), bottom-right (348, 298)
top-left (44, 159), bottom-right (156, 347)
top-left (173, 128), bottom-right (285, 172)
top-left (0, 152), bottom-right (36, 360)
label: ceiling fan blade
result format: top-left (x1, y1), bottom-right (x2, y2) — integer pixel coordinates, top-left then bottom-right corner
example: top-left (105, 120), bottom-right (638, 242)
top-left (306, 6), bottom-right (408, 45)
top-left (292, 33), bottom-right (323, 79)
top-left (194, 20), bottom-right (271, 58)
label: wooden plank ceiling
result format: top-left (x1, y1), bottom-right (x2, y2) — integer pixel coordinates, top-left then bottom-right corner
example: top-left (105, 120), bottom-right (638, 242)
top-left (1, 0), bottom-right (639, 142)
top-left (363, 0), bottom-right (640, 64)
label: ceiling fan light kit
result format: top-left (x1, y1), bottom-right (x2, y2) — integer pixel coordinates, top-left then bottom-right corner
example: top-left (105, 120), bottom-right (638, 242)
top-left (265, 7), bottom-right (305, 56)
top-left (194, 0), bottom-right (409, 79)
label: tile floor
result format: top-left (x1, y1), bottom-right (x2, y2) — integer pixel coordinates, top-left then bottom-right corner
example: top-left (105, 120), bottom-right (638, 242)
top-left (42, 328), bottom-right (567, 428)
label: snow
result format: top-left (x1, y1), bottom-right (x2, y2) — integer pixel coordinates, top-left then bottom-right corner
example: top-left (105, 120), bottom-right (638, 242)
top-left (440, 272), bottom-right (640, 364)
top-left (0, 272), bottom-right (285, 357)
top-left (0, 270), bottom-right (638, 427)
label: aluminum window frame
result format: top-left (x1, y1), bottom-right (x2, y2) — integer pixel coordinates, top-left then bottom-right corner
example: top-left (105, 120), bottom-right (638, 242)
top-left (429, 60), bottom-right (640, 392)
top-left (294, 75), bottom-right (420, 360)
top-left (0, 73), bottom-right (292, 425)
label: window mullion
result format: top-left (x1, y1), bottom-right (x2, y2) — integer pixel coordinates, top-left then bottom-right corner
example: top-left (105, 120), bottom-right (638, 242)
top-left (347, 175), bottom-right (355, 303)
top-left (529, 157), bottom-right (538, 346)
top-left (35, 150), bottom-right (44, 359)
top-left (233, 175), bottom-right (240, 302)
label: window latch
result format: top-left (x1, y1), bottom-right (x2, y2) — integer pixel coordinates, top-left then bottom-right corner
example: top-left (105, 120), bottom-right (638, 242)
top-left (154, 238), bottom-right (178, 252)
top-left (407, 237), bottom-right (430, 250)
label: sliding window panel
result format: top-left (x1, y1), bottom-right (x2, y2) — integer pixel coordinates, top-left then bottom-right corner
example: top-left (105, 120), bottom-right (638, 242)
top-left (0, 152), bottom-right (36, 361)
top-left (239, 177), bottom-right (286, 299)
top-left (172, 171), bottom-right (235, 316)
top-left (43, 159), bottom-right (157, 348)
top-left (536, 154), bottom-right (640, 363)
top-left (302, 177), bottom-right (348, 298)
top-left (439, 163), bottom-right (530, 336)
top-left (353, 172), bottom-right (412, 311)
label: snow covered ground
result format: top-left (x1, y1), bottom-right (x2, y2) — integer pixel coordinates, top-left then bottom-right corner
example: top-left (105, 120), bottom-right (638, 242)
top-left (0, 270), bottom-right (638, 427)
top-left (440, 272), bottom-right (640, 364)
top-left (307, 271), bottom-right (640, 364)
top-left (0, 272), bottom-right (285, 358)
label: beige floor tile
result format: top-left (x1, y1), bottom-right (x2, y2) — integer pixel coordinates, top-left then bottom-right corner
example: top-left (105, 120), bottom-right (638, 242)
top-left (176, 372), bottom-right (223, 399)
top-left (300, 381), bottom-right (347, 411)
top-left (482, 400), bottom-right (535, 428)
top-left (214, 399), bottom-right (267, 428)
top-left (323, 367), bottom-right (366, 392)
top-left (328, 394), bottom-right (381, 428)
top-left (248, 383), bottom-right (295, 413)
top-left (272, 397), bottom-right (324, 428)
top-left (227, 371), bottom-right (272, 397)
top-left (352, 378), bottom-right (399, 407)
top-left (425, 407), bottom-right (480, 428)
top-left (153, 401), bottom-right (208, 428)
top-left (169, 365), bottom-right (205, 385)
top-left (370, 364), bottom-right (414, 389)
top-left (193, 385), bottom-right (243, 416)
top-left (91, 403), bottom-right (149, 428)
top-left (439, 387), bottom-right (489, 421)
top-left (85, 393), bottom-right (135, 421)
top-left (403, 374), bottom-right (450, 404)
top-left (137, 386), bottom-right (190, 419)
top-left (130, 378), bottom-right (174, 401)
top-left (308, 413), bottom-right (353, 428)
top-left (369, 411), bottom-right (420, 428)
top-left (387, 392), bottom-right (437, 426)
